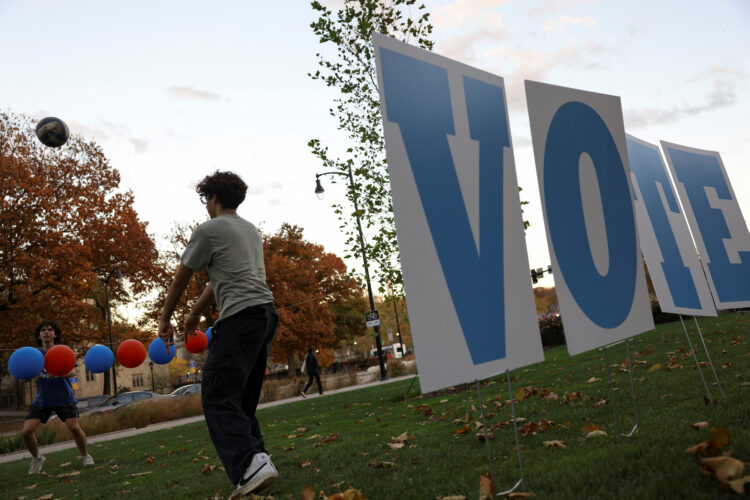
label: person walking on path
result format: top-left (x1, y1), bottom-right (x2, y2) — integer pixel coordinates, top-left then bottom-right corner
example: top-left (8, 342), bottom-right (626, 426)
top-left (300, 348), bottom-right (323, 397)
top-left (158, 171), bottom-right (279, 499)
top-left (23, 320), bottom-right (94, 474)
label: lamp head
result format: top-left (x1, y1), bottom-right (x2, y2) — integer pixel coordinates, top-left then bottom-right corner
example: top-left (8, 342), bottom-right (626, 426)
top-left (315, 178), bottom-right (325, 200)
top-left (115, 266), bottom-right (123, 280)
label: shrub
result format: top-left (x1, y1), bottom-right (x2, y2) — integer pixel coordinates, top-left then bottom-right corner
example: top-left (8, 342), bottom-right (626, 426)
top-left (539, 314), bottom-right (566, 348)
top-left (387, 359), bottom-right (407, 377)
top-left (651, 301), bottom-right (680, 324)
top-left (0, 432), bottom-right (22, 454)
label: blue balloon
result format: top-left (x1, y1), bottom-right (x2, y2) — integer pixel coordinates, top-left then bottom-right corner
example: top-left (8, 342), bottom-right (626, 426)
top-left (148, 337), bottom-right (175, 365)
top-left (9, 347), bottom-right (44, 380)
top-left (205, 327), bottom-right (213, 346)
top-left (84, 344), bottom-right (114, 373)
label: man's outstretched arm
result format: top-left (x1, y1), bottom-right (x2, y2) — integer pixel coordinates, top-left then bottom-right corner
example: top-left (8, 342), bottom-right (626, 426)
top-left (158, 263), bottom-right (195, 348)
top-left (183, 283), bottom-right (214, 337)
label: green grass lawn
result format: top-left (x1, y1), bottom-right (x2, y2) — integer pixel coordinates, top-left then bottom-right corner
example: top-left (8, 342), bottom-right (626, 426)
top-left (2, 313), bottom-right (749, 499)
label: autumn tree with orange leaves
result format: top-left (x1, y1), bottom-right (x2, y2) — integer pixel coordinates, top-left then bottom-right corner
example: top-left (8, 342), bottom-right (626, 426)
top-left (0, 112), bottom-right (161, 361)
top-left (264, 224), bottom-right (365, 375)
top-left (141, 221), bottom-right (214, 335)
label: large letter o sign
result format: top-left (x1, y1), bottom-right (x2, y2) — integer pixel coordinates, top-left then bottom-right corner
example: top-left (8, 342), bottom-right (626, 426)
top-left (544, 102), bottom-right (637, 328)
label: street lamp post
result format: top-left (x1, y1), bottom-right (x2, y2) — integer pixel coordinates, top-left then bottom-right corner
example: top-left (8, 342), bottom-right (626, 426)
top-left (387, 283), bottom-right (404, 356)
top-left (315, 165), bottom-right (388, 380)
top-left (105, 266), bottom-right (123, 396)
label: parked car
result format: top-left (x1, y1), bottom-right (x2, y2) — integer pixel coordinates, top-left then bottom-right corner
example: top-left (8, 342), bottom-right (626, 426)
top-left (76, 395), bottom-right (110, 411)
top-left (169, 383), bottom-right (201, 397)
top-left (83, 391), bottom-right (165, 414)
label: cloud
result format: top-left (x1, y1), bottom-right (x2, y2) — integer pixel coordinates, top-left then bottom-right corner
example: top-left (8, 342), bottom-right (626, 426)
top-left (167, 86), bottom-right (221, 101)
top-left (252, 180), bottom-right (286, 197)
top-left (543, 15), bottom-right (596, 32)
top-left (525, 0), bottom-right (599, 17)
top-left (624, 79), bottom-right (737, 129)
top-left (434, 0), bottom-right (512, 29)
top-left (129, 138), bottom-right (149, 153)
top-left (475, 42), bottom-right (617, 110)
top-left (62, 118), bottom-right (130, 142)
top-left (436, 23), bottom-right (510, 62)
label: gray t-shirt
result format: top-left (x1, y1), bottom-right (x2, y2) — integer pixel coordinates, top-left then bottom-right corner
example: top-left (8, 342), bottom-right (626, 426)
top-left (181, 214), bottom-right (274, 320)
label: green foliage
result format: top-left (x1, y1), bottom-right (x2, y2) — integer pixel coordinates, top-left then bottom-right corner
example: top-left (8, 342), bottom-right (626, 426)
top-left (539, 314), bottom-right (566, 347)
top-left (308, 0), bottom-right (434, 295)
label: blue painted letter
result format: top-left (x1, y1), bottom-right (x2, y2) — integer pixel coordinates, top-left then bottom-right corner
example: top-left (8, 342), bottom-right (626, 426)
top-left (627, 139), bottom-right (700, 308)
top-left (544, 102), bottom-right (638, 328)
top-left (380, 48), bottom-right (508, 364)
top-left (666, 147), bottom-right (750, 302)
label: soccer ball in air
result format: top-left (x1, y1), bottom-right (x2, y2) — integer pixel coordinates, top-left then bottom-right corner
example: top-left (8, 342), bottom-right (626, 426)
top-left (35, 117), bottom-right (70, 148)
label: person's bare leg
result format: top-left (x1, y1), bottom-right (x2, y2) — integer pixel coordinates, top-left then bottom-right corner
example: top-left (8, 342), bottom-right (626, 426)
top-left (22, 419), bottom-right (41, 458)
top-left (64, 418), bottom-right (89, 456)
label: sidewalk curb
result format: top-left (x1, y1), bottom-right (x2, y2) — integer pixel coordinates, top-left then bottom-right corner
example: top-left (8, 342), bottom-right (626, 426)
top-left (0, 374), bottom-right (417, 465)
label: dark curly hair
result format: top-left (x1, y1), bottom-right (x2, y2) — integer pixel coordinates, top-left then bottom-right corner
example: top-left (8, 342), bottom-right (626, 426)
top-left (196, 171), bottom-right (248, 209)
top-left (34, 319), bottom-right (62, 347)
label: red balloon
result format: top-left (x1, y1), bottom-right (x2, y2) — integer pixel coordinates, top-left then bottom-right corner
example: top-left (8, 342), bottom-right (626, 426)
top-left (185, 330), bottom-right (208, 354)
top-left (117, 339), bottom-right (147, 368)
top-left (44, 345), bottom-right (76, 376)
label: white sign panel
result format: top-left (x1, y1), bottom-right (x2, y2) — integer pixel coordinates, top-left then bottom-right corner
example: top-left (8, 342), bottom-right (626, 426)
top-left (374, 34), bottom-right (543, 394)
top-left (365, 310), bottom-right (380, 328)
top-left (525, 81), bottom-right (654, 355)
top-left (661, 141), bottom-right (750, 309)
top-left (626, 135), bottom-right (716, 316)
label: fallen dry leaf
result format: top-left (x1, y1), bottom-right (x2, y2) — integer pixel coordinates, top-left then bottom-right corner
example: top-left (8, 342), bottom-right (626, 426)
top-left (476, 431), bottom-right (494, 442)
top-left (479, 472), bottom-right (494, 500)
top-left (709, 427), bottom-right (730, 448)
top-left (200, 464), bottom-right (217, 475)
top-left (698, 456), bottom-right (746, 482)
top-left (455, 425), bottom-right (472, 435)
top-left (647, 364), bottom-right (662, 373)
top-left (586, 377), bottom-right (601, 383)
top-left (387, 442), bottom-right (405, 450)
top-left (585, 430), bottom-right (608, 439)
top-left (26, 483), bottom-right (37, 489)
top-left (324, 488), bottom-right (365, 500)
top-left (728, 475), bottom-right (750, 494)
top-left (692, 422), bottom-right (710, 431)
top-left (299, 459), bottom-right (313, 468)
top-left (56, 470), bottom-right (81, 479)
top-left (301, 486), bottom-right (316, 500)
top-left (392, 431), bottom-right (409, 443)
top-left (685, 427), bottom-right (731, 457)
top-left (543, 440), bottom-right (567, 449)
top-left (368, 460), bottom-right (395, 468)
top-left (33, 495), bottom-right (54, 500)
top-left (507, 493), bottom-right (535, 498)
top-left (126, 471), bottom-right (152, 477)
top-left (581, 422), bottom-right (602, 436)
top-left (435, 496), bottom-right (467, 500)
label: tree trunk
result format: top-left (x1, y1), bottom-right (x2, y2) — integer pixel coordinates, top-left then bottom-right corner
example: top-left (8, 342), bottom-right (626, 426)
top-left (287, 353), bottom-right (297, 379)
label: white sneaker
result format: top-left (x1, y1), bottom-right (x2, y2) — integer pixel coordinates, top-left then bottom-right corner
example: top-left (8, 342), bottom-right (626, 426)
top-left (231, 452), bottom-right (278, 498)
top-left (81, 455), bottom-right (94, 466)
top-left (300, 391), bottom-right (307, 398)
top-left (28, 455), bottom-right (46, 474)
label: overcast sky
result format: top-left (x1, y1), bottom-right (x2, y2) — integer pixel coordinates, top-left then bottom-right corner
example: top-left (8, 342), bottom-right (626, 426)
top-left (1, 0), bottom-right (748, 294)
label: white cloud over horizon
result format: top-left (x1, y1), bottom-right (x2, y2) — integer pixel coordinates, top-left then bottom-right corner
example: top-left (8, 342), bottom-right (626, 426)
top-left (167, 86), bottom-right (221, 101)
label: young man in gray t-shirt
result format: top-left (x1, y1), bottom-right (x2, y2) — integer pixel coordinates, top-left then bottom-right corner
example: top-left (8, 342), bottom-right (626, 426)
top-left (158, 171), bottom-right (279, 497)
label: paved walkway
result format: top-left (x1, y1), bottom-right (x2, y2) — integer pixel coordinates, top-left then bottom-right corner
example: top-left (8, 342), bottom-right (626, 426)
top-left (0, 374), bottom-right (417, 464)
